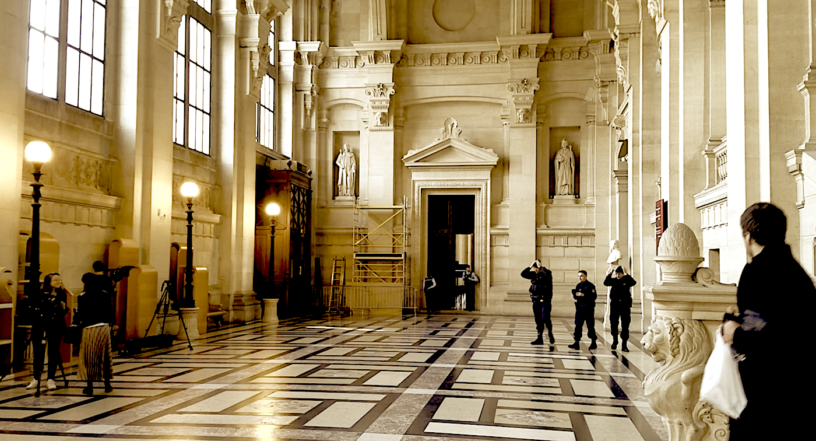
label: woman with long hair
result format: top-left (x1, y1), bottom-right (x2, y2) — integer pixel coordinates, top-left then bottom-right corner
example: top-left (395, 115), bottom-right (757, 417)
top-left (27, 272), bottom-right (71, 392)
top-left (75, 271), bottom-right (114, 395)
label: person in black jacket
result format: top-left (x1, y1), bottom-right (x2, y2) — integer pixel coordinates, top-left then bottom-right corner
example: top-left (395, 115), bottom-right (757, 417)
top-left (423, 274), bottom-right (437, 316)
top-left (569, 270), bottom-right (597, 350)
top-left (27, 273), bottom-right (71, 392)
top-left (76, 271), bottom-right (115, 395)
top-left (721, 203), bottom-right (814, 439)
top-left (521, 260), bottom-right (554, 345)
top-left (603, 266), bottom-right (636, 351)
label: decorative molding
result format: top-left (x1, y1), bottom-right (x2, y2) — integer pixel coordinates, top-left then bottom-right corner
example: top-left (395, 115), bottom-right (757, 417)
top-left (647, 0), bottom-right (663, 22)
top-left (496, 34), bottom-right (552, 63)
top-left (364, 83), bottom-right (396, 128)
top-left (507, 78), bottom-right (540, 125)
top-left (22, 146), bottom-right (113, 194)
top-left (709, 0), bottom-right (725, 7)
top-left (260, 0), bottom-right (289, 24)
top-left (435, 117), bottom-right (466, 142)
top-left (21, 185), bottom-right (121, 229)
top-left (786, 149), bottom-right (805, 208)
top-left (158, 0), bottom-right (190, 52)
top-left (541, 46), bottom-right (589, 62)
top-left (351, 40), bottom-right (405, 66)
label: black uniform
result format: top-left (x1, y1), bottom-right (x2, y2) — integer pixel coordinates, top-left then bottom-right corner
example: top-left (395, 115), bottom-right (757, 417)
top-left (521, 266), bottom-right (554, 340)
top-left (32, 288), bottom-right (69, 380)
top-left (729, 244), bottom-right (814, 439)
top-left (572, 281), bottom-right (597, 343)
top-left (603, 273), bottom-right (636, 346)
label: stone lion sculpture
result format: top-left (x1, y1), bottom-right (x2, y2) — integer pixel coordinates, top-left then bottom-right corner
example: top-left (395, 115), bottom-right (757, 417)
top-left (641, 315), bottom-right (716, 441)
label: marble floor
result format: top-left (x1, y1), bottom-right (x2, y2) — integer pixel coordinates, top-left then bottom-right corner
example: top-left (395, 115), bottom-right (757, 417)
top-left (0, 314), bottom-right (666, 441)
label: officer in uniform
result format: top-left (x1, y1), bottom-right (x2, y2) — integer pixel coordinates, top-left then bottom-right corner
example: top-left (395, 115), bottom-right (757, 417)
top-left (603, 266), bottom-right (637, 351)
top-left (569, 270), bottom-right (597, 350)
top-left (521, 260), bottom-right (554, 345)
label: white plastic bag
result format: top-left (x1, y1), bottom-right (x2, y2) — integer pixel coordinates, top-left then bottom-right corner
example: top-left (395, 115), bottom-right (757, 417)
top-left (699, 332), bottom-right (748, 419)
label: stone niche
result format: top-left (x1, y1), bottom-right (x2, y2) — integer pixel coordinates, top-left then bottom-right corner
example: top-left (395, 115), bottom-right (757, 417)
top-left (407, 0), bottom-right (500, 44)
top-left (333, 131), bottom-right (360, 200)
top-left (548, 126), bottom-right (581, 200)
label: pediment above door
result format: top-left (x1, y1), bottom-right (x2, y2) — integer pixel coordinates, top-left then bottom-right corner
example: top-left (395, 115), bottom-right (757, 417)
top-left (402, 136), bottom-right (499, 169)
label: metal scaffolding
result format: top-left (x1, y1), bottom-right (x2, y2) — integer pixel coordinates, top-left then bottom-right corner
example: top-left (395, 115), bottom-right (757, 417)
top-left (352, 196), bottom-right (408, 284)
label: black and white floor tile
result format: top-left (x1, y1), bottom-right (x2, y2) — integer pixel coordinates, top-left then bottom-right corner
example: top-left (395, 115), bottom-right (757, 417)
top-left (0, 315), bottom-right (666, 441)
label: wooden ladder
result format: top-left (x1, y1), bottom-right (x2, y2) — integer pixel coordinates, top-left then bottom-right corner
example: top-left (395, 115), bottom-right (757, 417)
top-left (329, 257), bottom-right (345, 313)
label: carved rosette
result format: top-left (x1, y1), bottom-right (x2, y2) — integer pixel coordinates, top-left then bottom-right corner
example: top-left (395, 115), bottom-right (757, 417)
top-left (158, 0), bottom-right (190, 52)
top-left (365, 83), bottom-right (395, 129)
top-left (507, 78), bottom-right (539, 126)
top-left (654, 223), bottom-right (705, 283)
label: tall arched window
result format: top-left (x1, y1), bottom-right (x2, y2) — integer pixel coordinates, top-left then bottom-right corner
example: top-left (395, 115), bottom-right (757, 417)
top-left (27, 0), bottom-right (107, 116)
top-left (257, 20), bottom-right (277, 150)
top-left (173, 2), bottom-right (213, 155)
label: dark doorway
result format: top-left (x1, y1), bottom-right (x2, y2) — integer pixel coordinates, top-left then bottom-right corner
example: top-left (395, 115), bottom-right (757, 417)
top-left (427, 195), bottom-right (475, 309)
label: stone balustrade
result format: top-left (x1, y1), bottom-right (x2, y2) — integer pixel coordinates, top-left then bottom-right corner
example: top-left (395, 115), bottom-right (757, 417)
top-left (642, 223), bottom-right (736, 441)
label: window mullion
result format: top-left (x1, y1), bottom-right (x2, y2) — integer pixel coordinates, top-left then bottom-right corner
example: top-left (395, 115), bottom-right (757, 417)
top-left (185, 17), bottom-right (191, 149)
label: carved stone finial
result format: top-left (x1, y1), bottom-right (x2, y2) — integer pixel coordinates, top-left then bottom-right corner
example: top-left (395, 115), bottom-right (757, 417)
top-left (655, 223), bottom-right (704, 283)
top-left (436, 117), bottom-right (466, 141)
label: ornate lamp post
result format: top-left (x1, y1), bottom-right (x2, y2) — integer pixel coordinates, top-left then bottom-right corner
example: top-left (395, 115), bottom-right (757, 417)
top-left (24, 141), bottom-right (52, 298)
top-left (178, 182), bottom-right (200, 338)
top-left (263, 202), bottom-right (280, 323)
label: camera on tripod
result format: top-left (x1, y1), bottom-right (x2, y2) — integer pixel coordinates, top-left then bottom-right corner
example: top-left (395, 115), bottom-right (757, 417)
top-left (123, 278), bottom-right (193, 356)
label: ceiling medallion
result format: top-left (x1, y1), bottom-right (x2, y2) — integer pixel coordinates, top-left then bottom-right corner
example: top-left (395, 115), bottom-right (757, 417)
top-left (432, 0), bottom-right (475, 32)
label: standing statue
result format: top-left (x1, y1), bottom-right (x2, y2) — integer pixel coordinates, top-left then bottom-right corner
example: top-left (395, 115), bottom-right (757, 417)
top-left (335, 144), bottom-right (357, 197)
top-left (604, 240), bottom-right (622, 330)
top-left (554, 138), bottom-right (576, 195)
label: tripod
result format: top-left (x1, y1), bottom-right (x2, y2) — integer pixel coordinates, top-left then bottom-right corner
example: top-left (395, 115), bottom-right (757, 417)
top-left (143, 280), bottom-right (193, 351)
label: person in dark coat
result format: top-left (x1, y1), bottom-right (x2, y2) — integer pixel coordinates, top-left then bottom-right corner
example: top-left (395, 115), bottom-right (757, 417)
top-left (721, 202), bottom-right (814, 439)
top-left (76, 271), bottom-right (115, 395)
top-left (603, 266), bottom-right (636, 351)
top-left (27, 273), bottom-right (71, 392)
top-left (462, 266), bottom-right (479, 311)
top-left (569, 270), bottom-right (597, 350)
top-left (521, 260), bottom-right (555, 345)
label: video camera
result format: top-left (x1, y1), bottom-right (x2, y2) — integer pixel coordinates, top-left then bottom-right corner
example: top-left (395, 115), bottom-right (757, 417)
top-left (105, 265), bottom-right (138, 283)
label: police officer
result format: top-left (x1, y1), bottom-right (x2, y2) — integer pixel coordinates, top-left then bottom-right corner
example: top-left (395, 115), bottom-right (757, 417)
top-left (569, 270), bottom-right (597, 350)
top-left (603, 266), bottom-right (637, 351)
top-left (521, 260), bottom-right (554, 345)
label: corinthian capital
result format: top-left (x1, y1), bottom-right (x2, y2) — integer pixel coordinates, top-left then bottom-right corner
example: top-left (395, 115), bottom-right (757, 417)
top-left (157, 0), bottom-right (190, 52)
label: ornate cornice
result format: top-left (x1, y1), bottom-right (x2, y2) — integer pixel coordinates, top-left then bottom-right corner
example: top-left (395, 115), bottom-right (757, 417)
top-left (157, 0), bottom-right (190, 52)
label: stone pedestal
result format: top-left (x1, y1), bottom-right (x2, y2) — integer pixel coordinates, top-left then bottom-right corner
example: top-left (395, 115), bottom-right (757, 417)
top-left (178, 307), bottom-right (200, 340)
top-left (552, 195), bottom-right (577, 205)
top-left (263, 298), bottom-right (279, 323)
top-left (641, 223), bottom-right (736, 441)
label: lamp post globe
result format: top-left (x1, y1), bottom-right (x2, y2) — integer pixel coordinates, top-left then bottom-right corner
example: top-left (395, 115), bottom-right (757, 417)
top-left (24, 141), bottom-right (53, 165)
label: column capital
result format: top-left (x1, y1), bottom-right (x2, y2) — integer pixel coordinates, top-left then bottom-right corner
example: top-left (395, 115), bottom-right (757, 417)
top-left (242, 0), bottom-right (289, 24)
top-left (157, 0), bottom-right (190, 52)
top-left (708, 0), bottom-right (725, 8)
top-left (365, 83), bottom-right (396, 130)
top-left (506, 78), bottom-right (539, 126)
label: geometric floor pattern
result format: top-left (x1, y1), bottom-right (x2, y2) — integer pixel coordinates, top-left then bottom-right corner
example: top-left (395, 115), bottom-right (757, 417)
top-left (0, 315), bottom-right (667, 441)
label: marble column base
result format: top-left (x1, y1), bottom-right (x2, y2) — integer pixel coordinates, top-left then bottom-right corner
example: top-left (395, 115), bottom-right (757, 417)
top-left (263, 298), bottom-right (279, 323)
top-left (178, 307), bottom-right (200, 340)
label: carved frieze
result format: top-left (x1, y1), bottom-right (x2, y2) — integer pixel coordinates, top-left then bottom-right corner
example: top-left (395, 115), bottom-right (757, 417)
top-left (157, 0), bottom-right (190, 52)
top-left (23, 146), bottom-right (112, 194)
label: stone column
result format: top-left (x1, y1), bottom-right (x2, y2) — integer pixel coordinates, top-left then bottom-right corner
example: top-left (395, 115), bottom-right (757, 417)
top-left (642, 223), bottom-right (736, 441)
top-left (655, 0), bottom-right (682, 226)
top-left (507, 78), bottom-right (539, 289)
top-left (636, 0), bottom-right (661, 329)
top-left (0, 0), bottom-right (27, 279)
top-left (678, 0), bottom-right (707, 234)
top-left (725, 0), bottom-right (808, 282)
top-left (140, 0), bottom-right (185, 283)
top-left (352, 40), bottom-right (404, 206)
top-left (702, 0), bottom-right (726, 191)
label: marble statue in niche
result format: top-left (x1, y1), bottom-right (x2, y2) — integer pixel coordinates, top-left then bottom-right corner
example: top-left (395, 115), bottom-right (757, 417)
top-left (554, 138), bottom-right (576, 195)
top-left (374, 111), bottom-right (387, 127)
top-left (516, 108), bottom-right (530, 123)
top-left (335, 144), bottom-right (357, 197)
